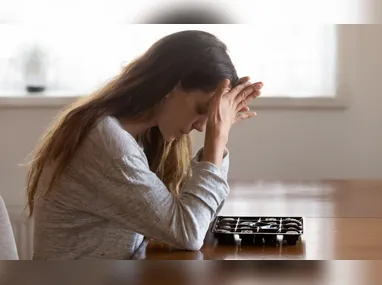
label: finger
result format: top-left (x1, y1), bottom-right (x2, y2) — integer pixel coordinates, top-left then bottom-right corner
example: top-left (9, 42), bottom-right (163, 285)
top-left (238, 76), bottom-right (251, 84)
top-left (233, 85), bottom-right (257, 108)
top-left (246, 88), bottom-right (262, 101)
top-left (237, 106), bottom-right (250, 113)
top-left (232, 77), bottom-right (252, 101)
top-left (226, 80), bottom-right (253, 100)
top-left (233, 81), bottom-right (262, 102)
top-left (234, 111), bottom-right (257, 124)
top-left (239, 81), bottom-right (263, 90)
top-left (235, 89), bottom-right (261, 112)
top-left (235, 85), bottom-right (262, 110)
top-left (235, 98), bottom-right (248, 113)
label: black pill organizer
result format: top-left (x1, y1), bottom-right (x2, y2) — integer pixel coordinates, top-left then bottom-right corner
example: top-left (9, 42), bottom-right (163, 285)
top-left (212, 216), bottom-right (304, 245)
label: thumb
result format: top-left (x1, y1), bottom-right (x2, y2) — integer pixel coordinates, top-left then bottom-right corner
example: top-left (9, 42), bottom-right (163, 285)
top-left (234, 111), bottom-right (257, 124)
top-left (238, 106), bottom-right (250, 113)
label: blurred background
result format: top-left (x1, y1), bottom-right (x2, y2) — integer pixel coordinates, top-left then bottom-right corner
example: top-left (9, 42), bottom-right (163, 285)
top-left (0, 0), bottom-right (381, 260)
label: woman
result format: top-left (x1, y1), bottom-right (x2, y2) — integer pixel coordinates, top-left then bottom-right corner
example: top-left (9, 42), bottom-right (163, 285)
top-left (26, 30), bottom-right (263, 259)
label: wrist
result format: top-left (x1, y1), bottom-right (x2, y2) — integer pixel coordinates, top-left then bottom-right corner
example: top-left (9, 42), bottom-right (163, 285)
top-left (202, 134), bottom-right (227, 168)
top-left (205, 125), bottom-right (229, 145)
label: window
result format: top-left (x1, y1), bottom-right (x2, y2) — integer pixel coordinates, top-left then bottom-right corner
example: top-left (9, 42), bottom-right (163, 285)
top-left (201, 25), bottom-right (338, 99)
top-left (0, 5), bottom-right (342, 108)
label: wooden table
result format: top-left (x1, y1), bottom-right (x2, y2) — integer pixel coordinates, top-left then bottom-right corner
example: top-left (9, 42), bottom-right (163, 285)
top-left (2, 261), bottom-right (382, 285)
top-left (1, 180), bottom-right (381, 285)
top-left (132, 180), bottom-right (382, 260)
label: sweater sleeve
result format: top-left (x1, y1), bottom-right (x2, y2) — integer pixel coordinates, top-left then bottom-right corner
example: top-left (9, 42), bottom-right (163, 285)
top-left (191, 146), bottom-right (230, 181)
top-left (95, 138), bottom-right (230, 251)
top-left (191, 147), bottom-right (230, 222)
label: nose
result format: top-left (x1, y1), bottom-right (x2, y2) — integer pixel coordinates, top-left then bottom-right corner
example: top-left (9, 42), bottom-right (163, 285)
top-left (192, 117), bottom-right (207, 132)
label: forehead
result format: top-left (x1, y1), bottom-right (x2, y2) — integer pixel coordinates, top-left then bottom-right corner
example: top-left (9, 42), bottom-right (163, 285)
top-left (187, 89), bottom-right (214, 115)
top-left (189, 81), bottom-right (233, 100)
top-left (190, 88), bottom-right (215, 99)
top-left (184, 89), bottom-right (214, 110)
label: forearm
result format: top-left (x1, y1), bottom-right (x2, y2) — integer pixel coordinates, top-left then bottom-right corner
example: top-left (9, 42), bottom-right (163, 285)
top-left (201, 129), bottom-right (228, 168)
top-left (99, 155), bottom-right (230, 251)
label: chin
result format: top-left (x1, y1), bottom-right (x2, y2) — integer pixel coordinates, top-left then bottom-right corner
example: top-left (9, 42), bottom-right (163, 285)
top-left (162, 136), bottom-right (175, 143)
top-left (158, 126), bottom-right (183, 143)
top-left (159, 130), bottom-right (175, 143)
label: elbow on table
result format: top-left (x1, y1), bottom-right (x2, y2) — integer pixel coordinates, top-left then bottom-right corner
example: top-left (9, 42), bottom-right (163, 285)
top-left (179, 230), bottom-right (205, 251)
top-left (172, 206), bottom-right (209, 251)
top-left (182, 238), bottom-right (204, 251)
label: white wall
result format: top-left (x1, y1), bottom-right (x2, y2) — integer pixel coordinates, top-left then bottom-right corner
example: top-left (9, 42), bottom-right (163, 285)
top-left (1, 25), bottom-right (381, 207)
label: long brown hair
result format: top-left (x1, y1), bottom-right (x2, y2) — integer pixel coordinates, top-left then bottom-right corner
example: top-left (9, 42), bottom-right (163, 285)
top-left (26, 30), bottom-right (239, 216)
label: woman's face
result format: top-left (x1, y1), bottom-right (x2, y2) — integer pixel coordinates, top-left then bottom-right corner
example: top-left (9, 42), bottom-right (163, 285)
top-left (157, 85), bottom-right (217, 142)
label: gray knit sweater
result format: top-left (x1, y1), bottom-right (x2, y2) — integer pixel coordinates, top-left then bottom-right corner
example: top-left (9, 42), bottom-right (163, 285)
top-left (32, 116), bottom-right (230, 259)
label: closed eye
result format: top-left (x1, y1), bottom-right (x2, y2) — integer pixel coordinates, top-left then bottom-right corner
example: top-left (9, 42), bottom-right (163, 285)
top-left (196, 103), bottom-right (209, 115)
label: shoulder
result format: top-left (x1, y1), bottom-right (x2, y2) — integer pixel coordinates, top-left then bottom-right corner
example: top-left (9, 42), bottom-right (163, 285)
top-left (89, 116), bottom-right (145, 162)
